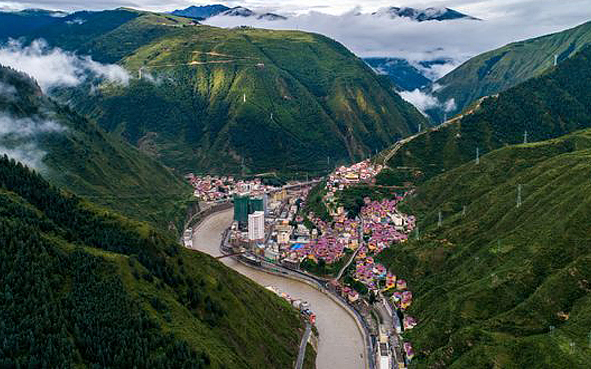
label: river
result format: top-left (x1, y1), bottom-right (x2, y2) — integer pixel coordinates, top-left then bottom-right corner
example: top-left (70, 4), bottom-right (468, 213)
top-left (191, 209), bottom-right (366, 369)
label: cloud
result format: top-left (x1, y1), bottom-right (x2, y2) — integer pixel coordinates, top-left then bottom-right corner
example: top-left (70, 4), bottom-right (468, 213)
top-left (0, 114), bottom-right (65, 137)
top-left (0, 39), bottom-right (129, 91)
top-left (0, 81), bottom-right (17, 99)
top-left (399, 89), bottom-right (440, 113)
top-left (203, 0), bottom-right (591, 80)
top-left (0, 113), bottom-right (66, 170)
top-left (0, 143), bottom-right (48, 170)
top-left (399, 88), bottom-right (455, 115)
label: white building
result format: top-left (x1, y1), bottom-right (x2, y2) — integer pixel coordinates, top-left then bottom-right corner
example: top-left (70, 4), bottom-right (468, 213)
top-left (248, 211), bottom-right (265, 241)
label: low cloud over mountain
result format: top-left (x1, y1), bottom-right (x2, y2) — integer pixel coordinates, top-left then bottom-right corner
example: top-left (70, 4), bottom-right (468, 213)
top-left (0, 39), bottom-right (129, 91)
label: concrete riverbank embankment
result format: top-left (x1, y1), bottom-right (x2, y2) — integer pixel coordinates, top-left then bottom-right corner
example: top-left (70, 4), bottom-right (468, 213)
top-left (188, 208), bottom-right (367, 369)
top-left (221, 226), bottom-right (374, 369)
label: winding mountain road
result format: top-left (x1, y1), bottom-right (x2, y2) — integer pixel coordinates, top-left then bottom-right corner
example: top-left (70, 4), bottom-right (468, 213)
top-left (380, 96), bottom-right (487, 166)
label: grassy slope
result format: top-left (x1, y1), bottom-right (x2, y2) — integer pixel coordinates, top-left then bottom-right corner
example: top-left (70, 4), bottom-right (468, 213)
top-left (0, 155), bottom-right (302, 368)
top-left (0, 65), bottom-right (191, 233)
top-left (434, 20), bottom-right (591, 116)
top-left (39, 9), bottom-right (426, 175)
top-left (379, 44), bottom-right (591, 186)
top-left (378, 130), bottom-right (591, 368)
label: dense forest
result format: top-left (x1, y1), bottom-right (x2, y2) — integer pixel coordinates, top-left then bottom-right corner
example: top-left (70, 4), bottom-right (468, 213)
top-left (0, 155), bottom-right (303, 368)
top-left (380, 44), bottom-right (591, 186)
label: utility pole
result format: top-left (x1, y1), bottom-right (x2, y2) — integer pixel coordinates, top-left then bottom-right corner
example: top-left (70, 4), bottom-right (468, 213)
top-left (243, 93), bottom-right (246, 103)
top-left (438, 211), bottom-right (442, 228)
top-left (418, 123), bottom-right (421, 133)
top-left (415, 225), bottom-right (420, 240)
top-left (554, 54), bottom-right (558, 66)
top-left (517, 184), bottom-right (522, 208)
top-left (475, 147), bottom-right (480, 165)
top-left (524, 130), bottom-right (528, 144)
top-left (462, 205), bottom-right (466, 217)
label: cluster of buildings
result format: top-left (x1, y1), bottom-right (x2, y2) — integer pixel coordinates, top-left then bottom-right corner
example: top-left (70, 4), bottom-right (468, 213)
top-left (290, 217), bottom-right (360, 264)
top-left (228, 188), bottom-right (314, 262)
top-left (392, 290), bottom-right (413, 311)
top-left (403, 342), bottom-right (415, 360)
top-left (350, 199), bottom-right (415, 295)
top-left (265, 286), bottom-right (316, 324)
top-left (325, 160), bottom-right (383, 193)
top-left (186, 174), bottom-right (277, 203)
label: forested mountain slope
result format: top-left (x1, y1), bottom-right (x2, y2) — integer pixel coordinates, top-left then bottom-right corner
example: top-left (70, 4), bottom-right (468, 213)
top-left (0, 9), bottom-right (65, 39)
top-left (433, 20), bottom-right (591, 116)
top-left (0, 65), bottom-right (190, 232)
top-left (377, 44), bottom-right (591, 186)
top-left (21, 9), bottom-right (426, 175)
top-left (379, 130), bottom-right (591, 368)
top-left (0, 155), bottom-right (302, 368)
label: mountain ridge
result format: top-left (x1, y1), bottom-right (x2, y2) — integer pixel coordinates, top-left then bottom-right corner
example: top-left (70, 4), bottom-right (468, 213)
top-left (377, 43), bottom-right (591, 186)
top-left (0, 63), bottom-right (192, 233)
top-left (372, 6), bottom-right (479, 22)
top-left (432, 19), bottom-right (591, 117)
top-left (22, 9), bottom-right (427, 175)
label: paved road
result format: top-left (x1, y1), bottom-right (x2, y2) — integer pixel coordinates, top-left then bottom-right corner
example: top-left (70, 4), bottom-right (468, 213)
top-left (335, 216), bottom-right (364, 281)
top-left (380, 96), bottom-right (487, 166)
top-left (295, 323), bottom-right (313, 369)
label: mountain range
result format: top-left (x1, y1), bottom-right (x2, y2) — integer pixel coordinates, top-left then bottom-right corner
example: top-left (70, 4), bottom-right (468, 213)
top-left (1, 3), bottom-right (591, 369)
top-left (371, 6), bottom-right (479, 22)
top-left (170, 4), bottom-right (477, 23)
top-left (171, 5), bottom-right (286, 21)
top-left (8, 8), bottom-right (425, 175)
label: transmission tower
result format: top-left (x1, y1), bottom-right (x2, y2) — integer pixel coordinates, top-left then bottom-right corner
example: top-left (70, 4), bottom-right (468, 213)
top-left (517, 184), bottom-right (522, 208)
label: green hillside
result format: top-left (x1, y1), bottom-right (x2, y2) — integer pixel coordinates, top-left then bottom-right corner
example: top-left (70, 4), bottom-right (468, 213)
top-left (29, 9), bottom-right (426, 175)
top-left (0, 65), bottom-right (191, 233)
top-left (434, 20), bottom-right (591, 116)
top-left (0, 154), bottom-right (303, 368)
top-left (378, 44), bottom-right (591, 186)
top-left (378, 130), bottom-right (591, 368)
